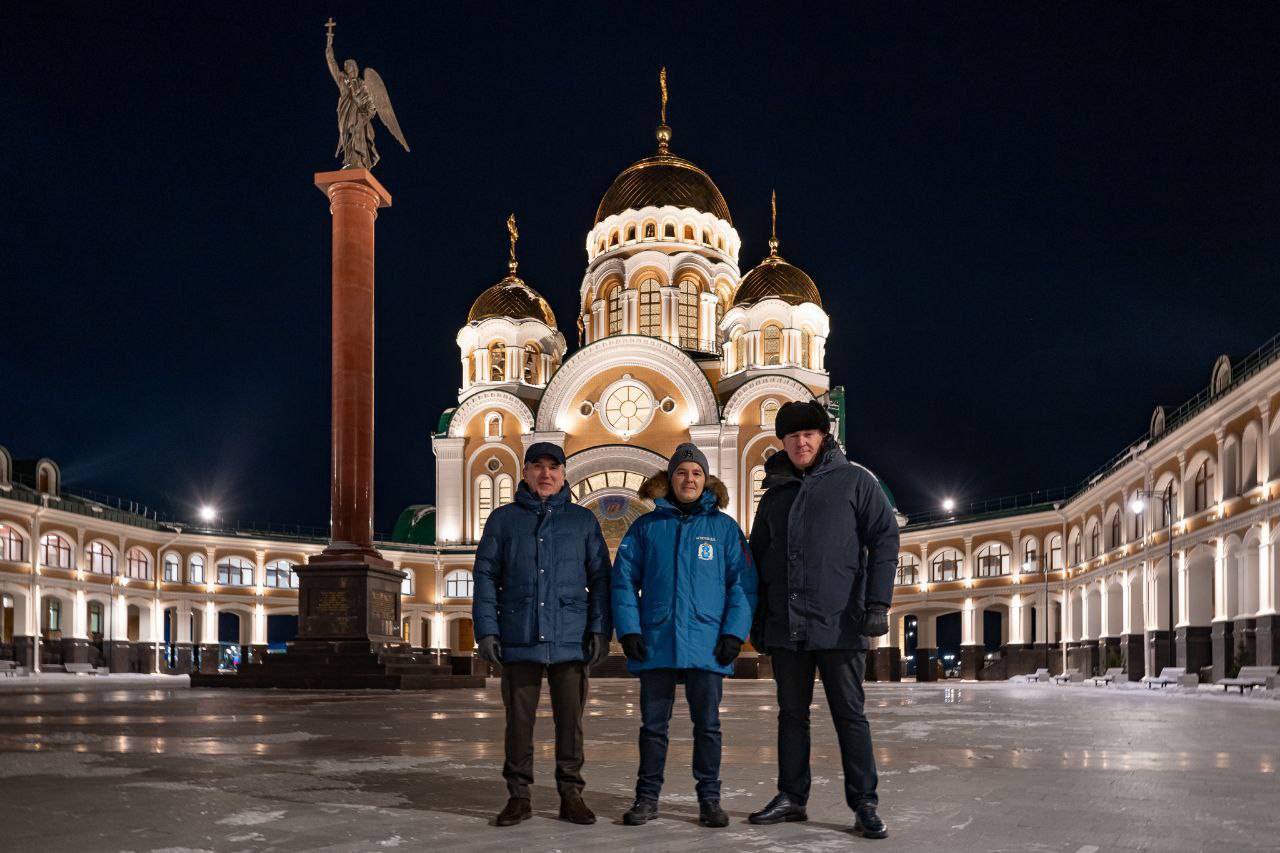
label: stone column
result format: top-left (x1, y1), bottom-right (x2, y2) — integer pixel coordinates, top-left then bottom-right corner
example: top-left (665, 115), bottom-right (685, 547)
top-left (312, 169), bottom-right (393, 564)
top-left (914, 614), bottom-right (939, 682)
top-left (175, 600), bottom-right (194, 673)
top-left (61, 590), bottom-right (90, 666)
top-left (198, 601), bottom-right (219, 674)
top-left (960, 598), bottom-right (984, 680)
top-left (1256, 521), bottom-right (1279, 666)
top-left (718, 425), bottom-right (741, 525)
top-left (431, 437), bottom-right (465, 545)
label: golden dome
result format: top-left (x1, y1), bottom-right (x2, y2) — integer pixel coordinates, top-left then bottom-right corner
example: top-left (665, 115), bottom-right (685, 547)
top-left (467, 275), bottom-right (557, 327)
top-left (733, 255), bottom-right (823, 308)
top-left (595, 152), bottom-right (733, 226)
top-left (733, 191), bottom-right (821, 308)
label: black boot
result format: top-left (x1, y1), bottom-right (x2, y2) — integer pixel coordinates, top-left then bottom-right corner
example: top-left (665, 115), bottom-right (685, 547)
top-left (699, 799), bottom-right (729, 827)
top-left (623, 798), bottom-right (658, 825)
top-left (854, 803), bottom-right (888, 839)
top-left (748, 792), bottom-right (807, 825)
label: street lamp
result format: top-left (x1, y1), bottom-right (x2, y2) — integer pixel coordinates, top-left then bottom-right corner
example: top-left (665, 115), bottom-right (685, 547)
top-left (199, 505), bottom-right (217, 524)
top-left (942, 498), bottom-right (955, 513)
top-left (1130, 482), bottom-right (1176, 674)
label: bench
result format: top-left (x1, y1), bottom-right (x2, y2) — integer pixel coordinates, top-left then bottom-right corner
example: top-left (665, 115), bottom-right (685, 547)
top-left (0, 660), bottom-right (16, 678)
top-left (63, 663), bottom-right (100, 676)
top-left (1051, 668), bottom-right (1083, 684)
top-left (1087, 667), bottom-right (1126, 686)
top-left (1140, 666), bottom-right (1185, 688)
top-left (1217, 665), bottom-right (1280, 694)
top-left (1012, 668), bottom-right (1050, 683)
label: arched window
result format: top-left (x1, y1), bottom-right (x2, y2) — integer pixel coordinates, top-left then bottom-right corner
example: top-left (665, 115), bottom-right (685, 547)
top-left (663, 222), bottom-right (676, 239)
top-left (644, 221), bottom-right (656, 239)
top-left (401, 569), bottom-right (414, 596)
top-left (484, 412), bottom-right (502, 439)
top-left (799, 328), bottom-right (812, 369)
top-left (265, 559), bottom-right (296, 588)
top-left (683, 224), bottom-right (695, 241)
top-left (88, 601), bottom-right (104, 637)
top-left (733, 330), bottom-right (747, 371)
top-left (1193, 461), bottom-right (1211, 512)
top-left (45, 599), bottom-right (61, 633)
top-left (523, 345), bottom-right (540, 384)
top-left (625, 224), bottom-right (636, 242)
top-left (1088, 524), bottom-right (1100, 559)
top-left (476, 476), bottom-right (494, 537)
top-left (1021, 538), bottom-right (1039, 573)
top-left (189, 554), bottom-right (206, 584)
top-left (762, 323), bottom-right (782, 365)
top-left (125, 548), bottom-right (150, 580)
top-left (677, 278), bottom-right (699, 346)
top-left (606, 284), bottom-right (623, 335)
top-left (1, 526), bottom-right (25, 562)
top-left (702, 228), bottom-right (712, 245)
top-left (975, 543), bottom-right (1010, 577)
top-left (609, 229), bottom-right (619, 247)
top-left (85, 541), bottom-right (115, 575)
top-left (749, 466), bottom-right (766, 530)
top-left (39, 533), bottom-right (72, 569)
top-left (760, 399), bottom-right (780, 430)
top-left (896, 553), bottom-right (921, 585)
top-left (638, 277), bottom-right (662, 336)
top-left (216, 556), bottom-right (254, 586)
top-left (488, 342), bottom-right (506, 382)
top-left (1069, 530), bottom-right (1082, 565)
top-left (931, 549), bottom-right (962, 582)
top-left (444, 569), bottom-right (474, 598)
top-left (1047, 534), bottom-right (1063, 571)
top-left (1109, 511), bottom-right (1121, 549)
top-left (496, 474), bottom-right (514, 508)
top-left (1131, 491), bottom-right (1145, 539)
top-left (597, 238), bottom-right (605, 254)
top-left (1155, 483), bottom-right (1178, 528)
top-left (163, 553), bottom-right (180, 582)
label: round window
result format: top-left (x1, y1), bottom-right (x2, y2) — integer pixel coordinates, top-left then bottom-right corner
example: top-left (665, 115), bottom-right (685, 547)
top-left (485, 457), bottom-right (502, 472)
top-left (601, 381), bottom-right (654, 436)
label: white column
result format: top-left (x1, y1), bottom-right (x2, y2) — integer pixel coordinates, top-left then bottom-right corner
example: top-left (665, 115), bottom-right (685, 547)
top-left (1098, 580), bottom-right (1111, 638)
top-left (961, 598), bottom-right (983, 647)
top-left (475, 348), bottom-right (489, 383)
top-left (718, 425), bottom-right (741, 524)
top-left (1177, 452), bottom-right (1188, 519)
top-left (432, 437), bottom-right (466, 544)
top-left (1176, 549), bottom-right (1189, 626)
top-left (1214, 428), bottom-right (1227, 504)
top-left (254, 549), bottom-right (266, 591)
top-left (459, 355), bottom-right (469, 391)
top-left (963, 537), bottom-right (974, 586)
top-left (1259, 520), bottom-right (1275, 615)
top-left (1062, 587), bottom-right (1075, 642)
top-left (109, 592), bottom-right (128, 642)
top-left (252, 604), bottom-right (266, 646)
top-left (699, 291), bottom-right (718, 351)
top-left (1121, 571), bottom-right (1134, 635)
top-left (176, 601), bottom-right (193, 644)
top-left (1214, 539), bottom-right (1229, 621)
top-left (623, 290), bottom-right (638, 334)
top-left (1259, 404), bottom-right (1271, 486)
top-left (71, 590), bottom-right (88, 640)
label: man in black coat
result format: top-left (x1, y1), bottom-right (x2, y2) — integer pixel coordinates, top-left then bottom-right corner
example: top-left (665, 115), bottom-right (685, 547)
top-left (747, 400), bottom-right (899, 839)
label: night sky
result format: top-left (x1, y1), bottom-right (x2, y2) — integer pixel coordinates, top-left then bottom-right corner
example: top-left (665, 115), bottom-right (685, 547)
top-left (5, 3), bottom-right (1279, 534)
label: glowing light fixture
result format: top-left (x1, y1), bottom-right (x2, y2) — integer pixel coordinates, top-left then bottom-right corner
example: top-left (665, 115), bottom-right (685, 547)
top-left (942, 498), bottom-right (955, 513)
top-left (199, 506), bottom-right (217, 523)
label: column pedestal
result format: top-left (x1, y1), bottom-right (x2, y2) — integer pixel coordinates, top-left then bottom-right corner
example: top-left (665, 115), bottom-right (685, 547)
top-left (1176, 625), bottom-right (1212, 677)
top-left (106, 641), bottom-right (133, 673)
top-left (1254, 614), bottom-right (1280, 668)
top-left (11, 636), bottom-right (35, 669)
top-left (60, 637), bottom-right (90, 665)
top-left (1147, 630), bottom-right (1173, 675)
top-left (175, 643), bottom-right (194, 674)
top-left (960, 644), bottom-right (983, 680)
top-left (1119, 633), bottom-right (1145, 680)
top-left (867, 647), bottom-right (901, 682)
top-left (197, 643), bottom-right (220, 674)
top-left (1211, 620), bottom-right (1234, 682)
top-left (914, 647), bottom-right (938, 682)
top-left (1067, 640), bottom-right (1099, 676)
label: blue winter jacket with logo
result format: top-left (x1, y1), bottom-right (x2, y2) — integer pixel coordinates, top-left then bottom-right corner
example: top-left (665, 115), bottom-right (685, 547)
top-left (611, 474), bottom-right (758, 676)
top-left (472, 481), bottom-right (612, 665)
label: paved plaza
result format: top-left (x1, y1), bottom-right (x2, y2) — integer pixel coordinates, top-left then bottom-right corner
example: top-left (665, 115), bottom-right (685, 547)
top-left (0, 676), bottom-right (1277, 852)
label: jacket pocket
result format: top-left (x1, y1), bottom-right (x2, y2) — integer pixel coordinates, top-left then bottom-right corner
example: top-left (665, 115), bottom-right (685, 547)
top-left (560, 593), bottom-right (588, 642)
top-left (497, 593), bottom-right (535, 645)
top-left (639, 602), bottom-right (671, 628)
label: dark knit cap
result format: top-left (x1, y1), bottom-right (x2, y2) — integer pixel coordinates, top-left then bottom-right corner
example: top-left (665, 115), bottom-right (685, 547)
top-left (775, 399), bottom-right (831, 439)
top-left (667, 443), bottom-right (709, 481)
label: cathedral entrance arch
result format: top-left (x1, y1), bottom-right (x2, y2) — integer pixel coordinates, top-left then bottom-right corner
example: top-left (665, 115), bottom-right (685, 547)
top-left (567, 445), bottom-right (666, 552)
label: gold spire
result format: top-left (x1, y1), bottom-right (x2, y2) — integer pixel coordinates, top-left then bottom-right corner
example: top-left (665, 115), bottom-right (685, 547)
top-left (656, 67), bottom-right (671, 154)
top-left (506, 213), bottom-right (519, 277)
top-left (768, 190), bottom-right (780, 257)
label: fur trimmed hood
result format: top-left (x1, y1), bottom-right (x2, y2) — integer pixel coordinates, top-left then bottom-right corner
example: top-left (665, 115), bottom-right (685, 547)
top-left (639, 471), bottom-right (729, 508)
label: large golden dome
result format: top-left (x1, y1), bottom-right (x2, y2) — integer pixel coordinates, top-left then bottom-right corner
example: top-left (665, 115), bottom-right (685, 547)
top-left (468, 275), bottom-right (557, 327)
top-left (733, 254), bottom-right (823, 308)
top-left (595, 151), bottom-right (733, 226)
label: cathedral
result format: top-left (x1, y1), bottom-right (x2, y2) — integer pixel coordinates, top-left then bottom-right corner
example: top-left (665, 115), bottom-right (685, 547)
top-left (429, 88), bottom-right (858, 558)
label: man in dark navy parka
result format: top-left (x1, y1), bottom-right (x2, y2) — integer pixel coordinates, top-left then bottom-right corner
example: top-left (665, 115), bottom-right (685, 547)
top-left (747, 401), bottom-right (899, 839)
top-left (472, 442), bottom-right (612, 827)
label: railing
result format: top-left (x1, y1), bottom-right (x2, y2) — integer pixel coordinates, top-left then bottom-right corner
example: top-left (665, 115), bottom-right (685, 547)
top-left (903, 486), bottom-right (1072, 528)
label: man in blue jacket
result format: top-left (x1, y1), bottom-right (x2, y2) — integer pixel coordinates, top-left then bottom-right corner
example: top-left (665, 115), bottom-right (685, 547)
top-left (472, 442), bottom-right (612, 827)
top-left (612, 443), bottom-right (758, 829)
top-left (747, 401), bottom-right (899, 839)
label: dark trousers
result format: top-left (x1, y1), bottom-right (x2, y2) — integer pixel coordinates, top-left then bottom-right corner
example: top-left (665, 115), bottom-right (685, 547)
top-left (636, 668), bottom-right (724, 801)
top-left (771, 647), bottom-right (877, 809)
top-left (500, 660), bottom-right (587, 799)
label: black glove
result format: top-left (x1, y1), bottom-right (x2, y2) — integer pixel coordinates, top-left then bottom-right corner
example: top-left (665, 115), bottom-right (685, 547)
top-left (584, 633), bottom-right (610, 667)
top-left (714, 634), bottom-right (743, 666)
top-left (620, 633), bottom-right (647, 662)
top-left (477, 634), bottom-right (503, 665)
top-left (863, 606), bottom-right (889, 638)
top-left (750, 622), bottom-right (767, 654)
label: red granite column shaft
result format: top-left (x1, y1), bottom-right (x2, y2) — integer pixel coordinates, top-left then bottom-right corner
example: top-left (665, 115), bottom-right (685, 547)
top-left (313, 169), bottom-right (392, 563)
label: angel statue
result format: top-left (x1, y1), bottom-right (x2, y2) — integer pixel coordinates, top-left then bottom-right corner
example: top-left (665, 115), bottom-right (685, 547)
top-left (325, 19), bottom-right (409, 170)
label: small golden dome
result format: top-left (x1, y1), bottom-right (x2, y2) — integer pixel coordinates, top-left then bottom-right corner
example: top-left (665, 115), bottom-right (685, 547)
top-left (595, 152), bottom-right (733, 226)
top-left (733, 255), bottom-right (822, 308)
top-left (467, 276), bottom-right (557, 327)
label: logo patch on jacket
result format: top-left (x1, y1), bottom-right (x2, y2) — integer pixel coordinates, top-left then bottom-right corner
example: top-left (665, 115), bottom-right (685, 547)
top-left (697, 542), bottom-right (714, 561)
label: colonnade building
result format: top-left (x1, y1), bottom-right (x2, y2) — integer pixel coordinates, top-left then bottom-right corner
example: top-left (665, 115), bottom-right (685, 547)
top-left (3, 95), bottom-right (1278, 683)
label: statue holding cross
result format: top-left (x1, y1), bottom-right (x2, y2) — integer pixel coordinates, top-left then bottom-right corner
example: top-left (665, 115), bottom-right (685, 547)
top-left (325, 18), bottom-right (409, 170)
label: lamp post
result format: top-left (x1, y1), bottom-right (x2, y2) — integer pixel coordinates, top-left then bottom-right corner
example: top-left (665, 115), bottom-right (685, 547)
top-left (1130, 482), bottom-right (1176, 673)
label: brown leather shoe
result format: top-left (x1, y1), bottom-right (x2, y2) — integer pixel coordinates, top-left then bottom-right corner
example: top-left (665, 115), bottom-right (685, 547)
top-left (559, 793), bottom-right (596, 825)
top-left (496, 797), bottom-right (532, 826)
